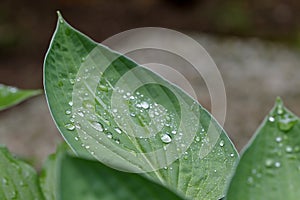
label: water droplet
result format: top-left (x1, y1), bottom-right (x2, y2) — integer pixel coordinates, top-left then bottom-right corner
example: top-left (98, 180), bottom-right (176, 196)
top-left (74, 137), bottom-right (79, 141)
top-left (247, 176), bottom-right (254, 185)
top-left (268, 116), bottom-right (275, 122)
top-left (2, 177), bottom-right (8, 185)
top-left (114, 128), bottom-right (122, 134)
top-left (195, 136), bottom-right (200, 142)
top-left (130, 113), bottom-right (136, 117)
top-left (286, 146), bottom-right (293, 153)
top-left (230, 153), bottom-right (235, 157)
top-left (219, 140), bottom-right (225, 147)
top-left (97, 84), bottom-right (108, 92)
top-left (69, 79), bottom-right (75, 85)
top-left (171, 130), bottom-right (177, 135)
top-left (115, 139), bottom-right (120, 144)
top-left (278, 114), bottom-right (298, 132)
top-left (65, 123), bottom-right (75, 131)
top-left (265, 159), bottom-right (273, 168)
top-left (112, 109), bottom-right (118, 113)
top-left (78, 111), bottom-right (84, 117)
top-left (85, 145), bottom-right (90, 149)
top-left (68, 101), bottom-right (73, 106)
top-left (65, 110), bottom-right (71, 115)
top-left (275, 137), bottom-right (282, 143)
top-left (19, 181), bottom-right (24, 186)
top-left (274, 161), bottom-right (281, 168)
top-left (161, 134), bottom-right (172, 143)
top-left (91, 122), bottom-right (103, 132)
top-left (107, 132), bottom-right (113, 139)
top-left (140, 101), bottom-right (150, 109)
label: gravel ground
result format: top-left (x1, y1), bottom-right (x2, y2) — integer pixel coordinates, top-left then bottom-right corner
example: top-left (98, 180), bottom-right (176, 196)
top-left (1, 35), bottom-right (300, 167)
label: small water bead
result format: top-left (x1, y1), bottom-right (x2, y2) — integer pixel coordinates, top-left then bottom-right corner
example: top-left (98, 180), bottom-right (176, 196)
top-left (265, 159), bottom-right (273, 168)
top-left (130, 113), bottom-right (136, 117)
top-left (161, 134), bottom-right (172, 143)
top-left (268, 116), bottom-right (275, 122)
top-left (171, 130), bottom-right (177, 135)
top-left (107, 133), bottom-right (113, 139)
top-left (129, 96), bottom-right (135, 100)
top-left (74, 137), bottom-right (79, 141)
top-left (65, 110), bottom-right (71, 115)
top-left (219, 140), bottom-right (225, 147)
top-left (19, 181), bottom-right (24, 187)
top-left (112, 109), bottom-right (118, 113)
top-left (285, 146), bottom-right (293, 153)
top-left (115, 139), bottom-right (120, 144)
top-left (140, 101), bottom-right (150, 109)
top-left (65, 123), bottom-right (75, 131)
top-left (195, 136), bottom-right (200, 142)
top-left (230, 153), bottom-right (235, 157)
top-left (274, 162), bottom-right (281, 168)
top-left (68, 101), bottom-right (73, 106)
top-left (275, 137), bottom-right (282, 143)
top-left (2, 177), bottom-right (8, 185)
top-left (247, 176), bottom-right (254, 185)
top-left (85, 145), bottom-right (90, 149)
top-left (114, 128), bottom-right (122, 134)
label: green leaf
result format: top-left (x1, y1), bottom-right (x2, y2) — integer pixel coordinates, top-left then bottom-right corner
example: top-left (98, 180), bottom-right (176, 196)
top-left (0, 84), bottom-right (41, 111)
top-left (0, 146), bottom-right (45, 200)
top-left (226, 98), bottom-right (300, 200)
top-left (59, 154), bottom-right (186, 200)
top-left (39, 144), bottom-right (69, 200)
top-left (44, 12), bottom-right (238, 200)
top-left (40, 145), bottom-right (185, 200)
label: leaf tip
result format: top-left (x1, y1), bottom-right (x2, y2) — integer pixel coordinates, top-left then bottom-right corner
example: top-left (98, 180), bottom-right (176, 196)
top-left (275, 96), bottom-right (283, 106)
top-left (56, 10), bottom-right (64, 24)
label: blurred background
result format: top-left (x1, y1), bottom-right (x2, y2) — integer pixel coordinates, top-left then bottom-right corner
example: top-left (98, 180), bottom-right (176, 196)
top-left (1, 0), bottom-right (300, 168)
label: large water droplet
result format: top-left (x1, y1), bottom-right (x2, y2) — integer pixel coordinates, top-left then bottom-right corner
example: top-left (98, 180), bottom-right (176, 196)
top-left (91, 121), bottom-right (103, 132)
top-left (65, 123), bottom-right (75, 131)
top-left (161, 134), bottom-right (172, 143)
top-left (114, 128), bottom-right (122, 134)
top-left (98, 84), bottom-right (108, 92)
top-left (278, 114), bottom-right (298, 132)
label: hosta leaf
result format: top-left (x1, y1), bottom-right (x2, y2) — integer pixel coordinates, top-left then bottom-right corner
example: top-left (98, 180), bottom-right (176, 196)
top-left (44, 12), bottom-right (238, 200)
top-left (0, 84), bottom-right (41, 111)
top-left (59, 154), bottom-right (185, 200)
top-left (226, 98), bottom-right (300, 200)
top-left (40, 145), bottom-right (185, 200)
top-left (0, 147), bottom-right (44, 200)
